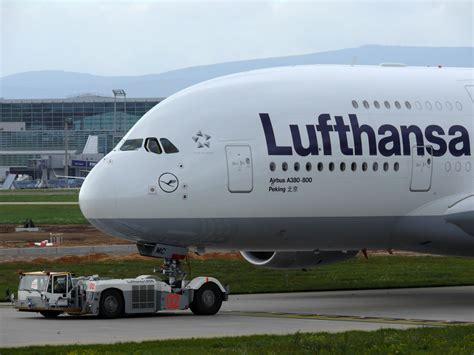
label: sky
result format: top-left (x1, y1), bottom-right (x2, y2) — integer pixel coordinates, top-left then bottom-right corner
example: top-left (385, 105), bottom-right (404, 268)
top-left (1, 0), bottom-right (473, 77)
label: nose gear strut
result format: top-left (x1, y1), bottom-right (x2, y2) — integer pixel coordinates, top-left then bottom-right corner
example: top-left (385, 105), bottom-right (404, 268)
top-left (136, 241), bottom-right (189, 285)
top-left (160, 258), bottom-right (187, 286)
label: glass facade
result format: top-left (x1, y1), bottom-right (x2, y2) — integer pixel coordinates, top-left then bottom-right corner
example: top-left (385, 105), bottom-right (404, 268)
top-left (0, 154), bottom-right (41, 167)
top-left (0, 96), bottom-right (161, 167)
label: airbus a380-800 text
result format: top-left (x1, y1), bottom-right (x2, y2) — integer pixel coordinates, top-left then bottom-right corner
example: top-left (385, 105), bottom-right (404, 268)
top-left (79, 64), bottom-right (474, 269)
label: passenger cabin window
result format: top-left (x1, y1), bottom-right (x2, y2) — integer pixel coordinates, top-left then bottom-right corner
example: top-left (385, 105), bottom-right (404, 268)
top-left (160, 138), bottom-right (179, 154)
top-left (120, 139), bottom-right (143, 151)
top-left (145, 138), bottom-right (162, 154)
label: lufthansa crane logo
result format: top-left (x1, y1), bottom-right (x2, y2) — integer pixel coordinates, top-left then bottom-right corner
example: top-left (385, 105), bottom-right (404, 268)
top-left (158, 173), bottom-right (179, 193)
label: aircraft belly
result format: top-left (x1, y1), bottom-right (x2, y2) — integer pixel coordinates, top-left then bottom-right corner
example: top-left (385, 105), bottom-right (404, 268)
top-left (89, 215), bottom-right (474, 255)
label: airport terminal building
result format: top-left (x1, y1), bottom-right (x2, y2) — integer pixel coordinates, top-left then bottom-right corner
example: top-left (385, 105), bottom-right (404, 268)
top-left (0, 95), bottom-right (162, 186)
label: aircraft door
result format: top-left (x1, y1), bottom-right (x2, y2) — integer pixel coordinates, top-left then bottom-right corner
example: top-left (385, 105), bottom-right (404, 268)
top-left (225, 145), bottom-right (253, 193)
top-left (410, 145), bottom-right (433, 192)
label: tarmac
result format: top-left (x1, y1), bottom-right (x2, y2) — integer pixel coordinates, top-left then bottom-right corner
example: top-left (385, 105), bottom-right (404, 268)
top-left (1, 286), bottom-right (473, 348)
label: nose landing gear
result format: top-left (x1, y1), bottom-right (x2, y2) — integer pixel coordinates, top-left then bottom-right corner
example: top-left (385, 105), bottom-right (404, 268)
top-left (136, 241), bottom-right (189, 284)
top-left (136, 241), bottom-right (228, 315)
top-left (160, 258), bottom-right (187, 286)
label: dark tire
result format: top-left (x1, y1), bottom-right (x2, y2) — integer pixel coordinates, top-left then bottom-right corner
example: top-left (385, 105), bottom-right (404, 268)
top-left (99, 289), bottom-right (124, 319)
top-left (40, 311), bottom-right (62, 318)
top-left (190, 283), bottom-right (223, 316)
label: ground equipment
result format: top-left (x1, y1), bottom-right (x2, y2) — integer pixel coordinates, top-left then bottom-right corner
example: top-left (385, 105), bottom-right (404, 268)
top-left (13, 269), bottom-right (228, 318)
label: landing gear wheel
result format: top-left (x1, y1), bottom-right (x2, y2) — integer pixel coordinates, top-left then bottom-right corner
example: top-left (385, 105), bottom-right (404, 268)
top-left (190, 283), bottom-right (223, 316)
top-left (99, 289), bottom-right (124, 319)
top-left (40, 311), bottom-right (62, 318)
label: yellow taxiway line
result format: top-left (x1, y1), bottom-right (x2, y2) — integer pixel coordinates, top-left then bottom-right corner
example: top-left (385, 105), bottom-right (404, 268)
top-left (224, 311), bottom-right (474, 327)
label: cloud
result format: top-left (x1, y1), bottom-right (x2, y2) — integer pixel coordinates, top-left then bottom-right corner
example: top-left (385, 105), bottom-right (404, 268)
top-left (1, 0), bottom-right (472, 76)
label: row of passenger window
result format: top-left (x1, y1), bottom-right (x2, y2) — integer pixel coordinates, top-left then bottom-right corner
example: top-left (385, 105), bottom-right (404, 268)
top-left (352, 100), bottom-right (463, 111)
top-left (120, 138), bottom-right (179, 154)
top-left (270, 161), bottom-right (400, 173)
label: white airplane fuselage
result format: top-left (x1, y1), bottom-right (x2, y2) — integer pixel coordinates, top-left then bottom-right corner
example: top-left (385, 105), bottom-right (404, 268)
top-left (79, 65), bottom-right (474, 257)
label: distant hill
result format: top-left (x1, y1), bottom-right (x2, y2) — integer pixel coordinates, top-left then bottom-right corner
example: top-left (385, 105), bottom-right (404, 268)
top-left (1, 45), bottom-right (473, 99)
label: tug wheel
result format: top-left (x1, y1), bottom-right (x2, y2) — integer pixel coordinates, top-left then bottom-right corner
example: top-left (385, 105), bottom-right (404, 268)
top-left (99, 289), bottom-right (124, 318)
top-left (190, 283), bottom-right (223, 316)
top-left (40, 311), bottom-right (62, 318)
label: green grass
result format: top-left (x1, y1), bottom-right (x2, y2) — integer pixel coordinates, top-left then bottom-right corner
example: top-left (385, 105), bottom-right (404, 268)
top-left (0, 188), bottom-right (79, 193)
top-left (0, 205), bottom-right (86, 224)
top-left (2, 256), bottom-right (474, 300)
top-left (2, 326), bottom-right (474, 354)
top-left (0, 194), bottom-right (78, 202)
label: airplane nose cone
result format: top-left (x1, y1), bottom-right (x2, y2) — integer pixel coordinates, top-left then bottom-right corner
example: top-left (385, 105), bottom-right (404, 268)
top-left (79, 158), bottom-right (117, 225)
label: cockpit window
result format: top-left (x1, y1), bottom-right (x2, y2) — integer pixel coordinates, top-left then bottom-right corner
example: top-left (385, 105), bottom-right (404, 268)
top-left (145, 138), bottom-right (162, 154)
top-left (160, 138), bottom-right (179, 154)
top-left (120, 139), bottom-right (143, 151)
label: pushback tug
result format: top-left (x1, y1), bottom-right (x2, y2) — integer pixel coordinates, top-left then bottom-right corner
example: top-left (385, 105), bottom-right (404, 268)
top-left (13, 243), bottom-right (228, 318)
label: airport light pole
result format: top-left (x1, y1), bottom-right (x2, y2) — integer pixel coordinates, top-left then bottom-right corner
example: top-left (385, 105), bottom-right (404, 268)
top-left (64, 117), bottom-right (72, 188)
top-left (112, 89), bottom-right (126, 146)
